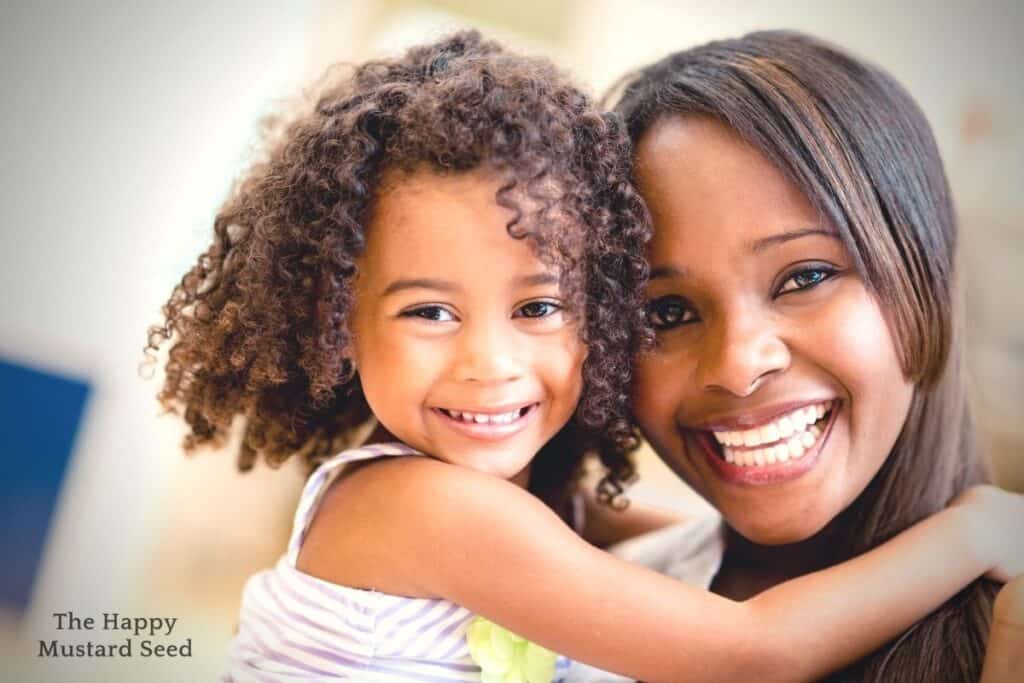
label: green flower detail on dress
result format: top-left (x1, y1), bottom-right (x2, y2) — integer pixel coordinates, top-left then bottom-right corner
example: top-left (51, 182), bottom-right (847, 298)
top-left (466, 616), bottom-right (558, 683)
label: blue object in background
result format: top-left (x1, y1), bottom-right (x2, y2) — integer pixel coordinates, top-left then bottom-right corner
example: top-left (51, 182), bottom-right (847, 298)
top-left (0, 358), bottom-right (90, 614)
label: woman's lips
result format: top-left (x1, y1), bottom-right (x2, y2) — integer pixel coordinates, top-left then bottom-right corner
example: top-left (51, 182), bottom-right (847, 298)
top-left (691, 400), bottom-right (840, 485)
top-left (431, 402), bottom-right (539, 442)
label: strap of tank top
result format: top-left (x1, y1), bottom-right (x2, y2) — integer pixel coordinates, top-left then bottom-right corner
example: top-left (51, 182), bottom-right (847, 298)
top-left (286, 442), bottom-right (421, 564)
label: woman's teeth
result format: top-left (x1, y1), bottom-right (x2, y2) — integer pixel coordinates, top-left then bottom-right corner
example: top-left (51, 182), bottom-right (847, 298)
top-left (712, 402), bottom-right (832, 467)
top-left (440, 407), bottom-right (526, 425)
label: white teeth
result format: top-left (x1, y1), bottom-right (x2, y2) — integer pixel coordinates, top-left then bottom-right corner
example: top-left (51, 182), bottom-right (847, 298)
top-left (712, 402), bottom-right (832, 449)
top-left (720, 405), bottom-right (833, 467)
top-left (442, 408), bottom-right (525, 425)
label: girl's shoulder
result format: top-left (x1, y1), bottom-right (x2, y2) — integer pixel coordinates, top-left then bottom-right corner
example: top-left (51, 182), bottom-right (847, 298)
top-left (295, 446), bottom-right (549, 598)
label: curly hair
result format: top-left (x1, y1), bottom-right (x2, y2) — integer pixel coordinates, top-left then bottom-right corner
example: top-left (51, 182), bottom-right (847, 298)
top-left (145, 30), bottom-right (652, 514)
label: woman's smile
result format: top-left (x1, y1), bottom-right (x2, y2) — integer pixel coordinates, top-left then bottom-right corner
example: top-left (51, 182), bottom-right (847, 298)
top-left (687, 399), bottom-right (841, 485)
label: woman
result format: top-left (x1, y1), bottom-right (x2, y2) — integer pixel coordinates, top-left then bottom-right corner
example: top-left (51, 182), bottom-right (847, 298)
top-left (598, 31), bottom-right (1021, 681)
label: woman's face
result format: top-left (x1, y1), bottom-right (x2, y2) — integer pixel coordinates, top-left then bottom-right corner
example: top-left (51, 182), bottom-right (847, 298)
top-left (632, 116), bottom-right (914, 545)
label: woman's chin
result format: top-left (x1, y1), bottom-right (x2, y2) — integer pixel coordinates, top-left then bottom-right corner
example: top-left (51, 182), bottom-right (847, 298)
top-left (726, 511), bottom-right (834, 547)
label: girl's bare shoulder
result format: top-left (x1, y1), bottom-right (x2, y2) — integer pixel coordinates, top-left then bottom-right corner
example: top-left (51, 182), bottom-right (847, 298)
top-left (296, 456), bottom-right (550, 597)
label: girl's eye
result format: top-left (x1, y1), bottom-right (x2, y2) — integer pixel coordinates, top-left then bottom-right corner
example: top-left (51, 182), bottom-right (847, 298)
top-left (515, 300), bottom-right (562, 319)
top-left (645, 295), bottom-right (697, 330)
top-left (401, 305), bottom-right (456, 322)
top-left (776, 265), bottom-right (837, 295)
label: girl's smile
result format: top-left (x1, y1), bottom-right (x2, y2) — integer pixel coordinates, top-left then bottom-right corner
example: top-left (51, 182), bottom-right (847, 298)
top-left (430, 402), bottom-right (540, 441)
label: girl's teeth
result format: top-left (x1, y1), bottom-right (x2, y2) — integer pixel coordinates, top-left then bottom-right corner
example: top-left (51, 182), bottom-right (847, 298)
top-left (443, 408), bottom-right (524, 425)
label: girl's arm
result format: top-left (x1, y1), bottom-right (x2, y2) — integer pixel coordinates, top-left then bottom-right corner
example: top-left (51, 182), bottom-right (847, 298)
top-left (981, 576), bottom-right (1024, 683)
top-left (300, 458), bottom-right (1019, 683)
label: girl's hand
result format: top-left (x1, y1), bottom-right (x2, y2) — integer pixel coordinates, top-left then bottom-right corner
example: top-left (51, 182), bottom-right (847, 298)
top-left (952, 485), bottom-right (1024, 582)
top-left (980, 575), bottom-right (1024, 683)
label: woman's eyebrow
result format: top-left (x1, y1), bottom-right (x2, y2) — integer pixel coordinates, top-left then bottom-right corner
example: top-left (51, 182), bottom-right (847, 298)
top-left (649, 265), bottom-right (687, 280)
top-left (750, 227), bottom-right (838, 254)
top-left (381, 278), bottom-right (459, 297)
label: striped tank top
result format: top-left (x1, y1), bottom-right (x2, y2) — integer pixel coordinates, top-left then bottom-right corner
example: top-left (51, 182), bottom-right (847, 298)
top-left (222, 442), bottom-right (571, 682)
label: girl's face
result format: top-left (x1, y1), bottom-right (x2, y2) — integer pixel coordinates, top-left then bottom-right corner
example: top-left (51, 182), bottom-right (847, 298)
top-left (632, 117), bottom-right (914, 545)
top-left (351, 169), bottom-right (585, 484)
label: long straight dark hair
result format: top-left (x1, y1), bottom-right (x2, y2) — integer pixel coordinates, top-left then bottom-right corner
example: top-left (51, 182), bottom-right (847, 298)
top-left (615, 31), bottom-right (996, 681)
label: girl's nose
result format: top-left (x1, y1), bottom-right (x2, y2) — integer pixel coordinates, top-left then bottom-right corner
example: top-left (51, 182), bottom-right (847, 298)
top-left (452, 320), bottom-right (525, 384)
top-left (695, 310), bottom-right (790, 397)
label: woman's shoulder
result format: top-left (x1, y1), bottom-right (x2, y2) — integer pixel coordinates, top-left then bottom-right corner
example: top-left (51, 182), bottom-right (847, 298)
top-left (606, 512), bottom-right (725, 588)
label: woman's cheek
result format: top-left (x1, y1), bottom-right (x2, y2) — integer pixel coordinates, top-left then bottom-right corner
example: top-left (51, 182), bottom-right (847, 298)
top-left (812, 281), bottom-right (913, 484)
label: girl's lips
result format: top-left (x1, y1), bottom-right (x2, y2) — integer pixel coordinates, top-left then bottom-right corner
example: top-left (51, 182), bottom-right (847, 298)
top-left (430, 402), bottom-right (539, 442)
top-left (692, 402), bottom-right (841, 486)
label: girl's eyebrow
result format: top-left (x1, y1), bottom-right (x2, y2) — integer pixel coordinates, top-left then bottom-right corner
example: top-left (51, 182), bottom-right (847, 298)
top-left (750, 227), bottom-right (838, 254)
top-left (381, 273), bottom-right (556, 297)
top-left (381, 278), bottom-right (459, 297)
top-left (517, 272), bottom-right (559, 287)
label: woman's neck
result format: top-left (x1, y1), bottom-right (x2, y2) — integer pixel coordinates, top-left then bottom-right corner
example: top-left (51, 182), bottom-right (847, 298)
top-left (712, 523), bottom-right (840, 600)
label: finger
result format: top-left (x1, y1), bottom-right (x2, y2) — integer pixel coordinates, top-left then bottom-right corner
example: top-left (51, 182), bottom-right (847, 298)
top-left (980, 576), bottom-right (1024, 683)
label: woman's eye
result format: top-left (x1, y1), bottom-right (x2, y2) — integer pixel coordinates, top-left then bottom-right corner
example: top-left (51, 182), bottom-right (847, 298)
top-left (777, 266), bottom-right (837, 295)
top-left (645, 295), bottom-right (697, 330)
top-left (401, 305), bottom-right (456, 322)
top-left (515, 300), bottom-right (562, 319)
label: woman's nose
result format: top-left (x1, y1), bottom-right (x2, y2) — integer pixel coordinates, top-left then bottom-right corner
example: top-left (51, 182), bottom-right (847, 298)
top-left (695, 310), bottom-right (790, 396)
top-left (452, 320), bottom-right (525, 384)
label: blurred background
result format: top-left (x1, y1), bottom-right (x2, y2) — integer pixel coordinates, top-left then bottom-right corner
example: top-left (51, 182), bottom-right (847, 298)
top-left (1, 1), bottom-right (1021, 680)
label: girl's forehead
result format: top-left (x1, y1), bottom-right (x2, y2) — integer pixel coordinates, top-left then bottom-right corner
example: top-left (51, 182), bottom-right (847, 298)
top-left (360, 168), bottom-right (564, 287)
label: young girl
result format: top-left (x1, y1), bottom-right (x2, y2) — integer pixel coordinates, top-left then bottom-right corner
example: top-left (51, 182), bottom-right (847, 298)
top-left (147, 32), bottom-right (1024, 682)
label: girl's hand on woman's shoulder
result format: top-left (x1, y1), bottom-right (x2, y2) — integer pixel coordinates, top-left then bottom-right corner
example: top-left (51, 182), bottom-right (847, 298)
top-left (981, 575), bottom-right (1024, 683)
top-left (950, 484), bottom-right (1024, 582)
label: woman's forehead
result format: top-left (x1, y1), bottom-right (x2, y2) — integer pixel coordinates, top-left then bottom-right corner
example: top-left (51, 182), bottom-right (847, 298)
top-left (636, 117), bottom-right (820, 251)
